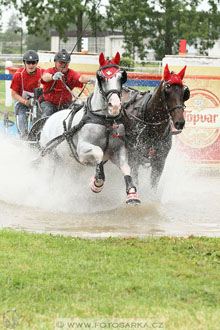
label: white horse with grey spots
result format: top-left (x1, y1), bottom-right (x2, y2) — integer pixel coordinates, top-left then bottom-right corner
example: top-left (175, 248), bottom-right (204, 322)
top-left (39, 52), bottom-right (141, 205)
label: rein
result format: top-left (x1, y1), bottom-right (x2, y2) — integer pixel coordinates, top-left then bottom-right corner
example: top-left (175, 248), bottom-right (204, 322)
top-left (59, 78), bottom-right (87, 103)
top-left (124, 109), bottom-right (170, 126)
top-left (40, 100), bottom-right (123, 160)
top-left (123, 83), bottom-right (186, 127)
top-left (123, 85), bottom-right (185, 144)
top-left (40, 66), bottom-right (124, 159)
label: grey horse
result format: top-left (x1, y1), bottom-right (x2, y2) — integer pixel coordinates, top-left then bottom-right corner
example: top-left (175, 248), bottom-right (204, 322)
top-left (39, 52), bottom-right (141, 205)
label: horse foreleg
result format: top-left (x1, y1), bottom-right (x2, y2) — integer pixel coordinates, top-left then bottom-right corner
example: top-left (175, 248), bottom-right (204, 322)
top-left (131, 165), bottom-right (139, 187)
top-left (150, 158), bottom-right (166, 192)
top-left (120, 163), bottom-right (141, 205)
top-left (90, 161), bottom-right (105, 193)
top-left (77, 143), bottom-right (105, 193)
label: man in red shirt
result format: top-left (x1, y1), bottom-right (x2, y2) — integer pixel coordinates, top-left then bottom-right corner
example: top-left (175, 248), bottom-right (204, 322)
top-left (40, 49), bottom-right (95, 117)
top-left (10, 50), bottom-right (44, 139)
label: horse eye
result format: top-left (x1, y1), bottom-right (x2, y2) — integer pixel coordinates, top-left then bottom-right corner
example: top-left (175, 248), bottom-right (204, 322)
top-left (97, 71), bottom-right (105, 80)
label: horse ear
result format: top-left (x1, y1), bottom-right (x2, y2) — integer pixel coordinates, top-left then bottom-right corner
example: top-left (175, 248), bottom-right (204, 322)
top-left (184, 86), bottom-right (190, 101)
top-left (112, 52), bottom-right (120, 65)
top-left (163, 64), bottom-right (171, 81)
top-left (99, 52), bottom-right (105, 66)
top-left (178, 65), bottom-right (187, 80)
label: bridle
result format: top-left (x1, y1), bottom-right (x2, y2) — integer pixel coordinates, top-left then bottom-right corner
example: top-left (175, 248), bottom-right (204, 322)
top-left (161, 82), bottom-right (186, 114)
top-left (124, 81), bottom-right (188, 128)
top-left (165, 104), bottom-right (186, 113)
top-left (96, 64), bottom-right (127, 102)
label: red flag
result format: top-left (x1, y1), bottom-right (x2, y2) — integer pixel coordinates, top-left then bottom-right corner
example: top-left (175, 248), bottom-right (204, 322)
top-left (179, 40), bottom-right (187, 55)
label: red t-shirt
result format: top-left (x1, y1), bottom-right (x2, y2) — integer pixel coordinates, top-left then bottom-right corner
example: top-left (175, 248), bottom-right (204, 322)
top-left (41, 67), bottom-right (83, 105)
top-left (10, 67), bottom-right (44, 95)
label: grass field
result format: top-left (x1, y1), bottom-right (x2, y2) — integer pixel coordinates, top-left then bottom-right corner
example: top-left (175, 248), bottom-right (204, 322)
top-left (1, 229), bottom-right (220, 329)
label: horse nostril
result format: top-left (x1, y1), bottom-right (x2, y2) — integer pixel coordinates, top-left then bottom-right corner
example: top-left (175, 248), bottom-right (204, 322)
top-left (175, 120), bottom-right (185, 130)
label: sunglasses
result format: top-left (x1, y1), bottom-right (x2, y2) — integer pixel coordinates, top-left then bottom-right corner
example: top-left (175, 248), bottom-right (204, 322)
top-left (26, 61), bottom-right (37, 65)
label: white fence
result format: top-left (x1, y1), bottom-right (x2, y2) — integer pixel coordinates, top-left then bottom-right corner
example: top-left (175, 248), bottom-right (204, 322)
top-left (1, 55), bottom-right (162, 107)
top-left (0, 54), bottom-right (23, 61)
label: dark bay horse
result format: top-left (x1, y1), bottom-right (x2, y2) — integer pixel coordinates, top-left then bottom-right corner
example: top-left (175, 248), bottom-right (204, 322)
top-left (122, 64), bottom-right (190, 191)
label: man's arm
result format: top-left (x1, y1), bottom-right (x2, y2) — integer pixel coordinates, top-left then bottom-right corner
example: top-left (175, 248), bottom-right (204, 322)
top-left (11, 89), bottom-right (28, 105)
top-left (42, 72), bottom-right (54, 82)
top-left (79, 75), bottom-right (95, 84)
top-left (42, 71), bottom-right (64, 82)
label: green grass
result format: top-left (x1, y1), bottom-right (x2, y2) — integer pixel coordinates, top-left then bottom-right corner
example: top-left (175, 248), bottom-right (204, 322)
top-left (0, 230), bottom-right (220, 329)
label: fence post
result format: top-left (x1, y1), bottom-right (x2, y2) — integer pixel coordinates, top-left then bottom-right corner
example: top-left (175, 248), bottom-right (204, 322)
top-left (5, 60), bottom-right (13, 107)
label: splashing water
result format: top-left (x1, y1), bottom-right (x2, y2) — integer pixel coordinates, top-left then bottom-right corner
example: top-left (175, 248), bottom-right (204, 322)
top-left (0, 134), bottom-right (220, 238)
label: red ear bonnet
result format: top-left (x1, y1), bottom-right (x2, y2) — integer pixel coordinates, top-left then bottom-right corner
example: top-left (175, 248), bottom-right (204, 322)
top-left (99, 52), bottom-right (105, 67)
top-left (178, 65), bottom-right (186, 80)
top-left (98, 52), bottom-right (120, 78)
top-left (163, 64), bottom-right (171, 82)
top-left (163, 64), bottom-right (187, 86)
top-left (112, 52), bottom-right (120, 65)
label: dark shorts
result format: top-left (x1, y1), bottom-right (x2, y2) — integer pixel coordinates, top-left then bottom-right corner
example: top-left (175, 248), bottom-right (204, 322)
top-left (40, 101), bottom-right (73, 118)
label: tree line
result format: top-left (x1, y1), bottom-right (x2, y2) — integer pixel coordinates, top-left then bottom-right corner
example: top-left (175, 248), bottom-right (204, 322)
top-left (0, 0), bottom-right (219, 60)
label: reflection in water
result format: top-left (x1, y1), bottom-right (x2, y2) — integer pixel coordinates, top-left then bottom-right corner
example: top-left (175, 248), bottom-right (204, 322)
top-left (0, 135), bottom-right (220, 238)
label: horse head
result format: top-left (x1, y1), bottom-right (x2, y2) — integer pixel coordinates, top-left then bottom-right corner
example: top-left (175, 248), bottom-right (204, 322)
top-left (95, 52), bottom-right (127, 117)
top-left (162, 64), bottom-right (189, 130)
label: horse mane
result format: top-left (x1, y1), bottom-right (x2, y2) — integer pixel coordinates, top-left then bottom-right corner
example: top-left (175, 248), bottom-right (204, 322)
top-left (147, 80), bottom-right (164, 110)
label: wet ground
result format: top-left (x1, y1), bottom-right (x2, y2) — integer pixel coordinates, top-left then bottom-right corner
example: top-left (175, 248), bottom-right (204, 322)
top-left (0, 135), bottom-right (220, 238)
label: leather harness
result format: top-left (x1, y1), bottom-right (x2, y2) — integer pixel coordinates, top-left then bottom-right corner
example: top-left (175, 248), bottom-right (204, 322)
top-left (40, 94), bottom-right (124, 162)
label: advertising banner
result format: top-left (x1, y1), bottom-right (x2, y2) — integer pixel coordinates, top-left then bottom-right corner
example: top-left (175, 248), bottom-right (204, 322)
top-left (162, 55), bottom-right (220, 166)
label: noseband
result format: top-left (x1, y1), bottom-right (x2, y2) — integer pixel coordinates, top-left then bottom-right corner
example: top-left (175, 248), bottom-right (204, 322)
top-left (165, 104), bottom-right (186, 113)
top-left (102, 89), bottom-right (122, 102)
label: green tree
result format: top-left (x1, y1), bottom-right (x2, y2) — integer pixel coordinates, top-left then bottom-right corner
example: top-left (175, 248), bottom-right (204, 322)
top-left (89, 1), bottom-right (105, 53)
top-left (195, 0), bottom-right (220, 54)
top-left (0, 13), bottom-right (24, 54)
top-left (26, 33), bottom-right (50, 51)
top-left (0, 29), bottom-right (24, 54)
top-left (105, 0), bottom-right (151, 59)
top-left (0, 0), bottom-right (103, 52)
top-left (7, 12), bottom-right (19, 31)
top-left (0, 11), bottom-right (2, 32)
top-left (106, 0), bottom-right (220, 60)
top-left (147, 0), bottom-right (195, 59)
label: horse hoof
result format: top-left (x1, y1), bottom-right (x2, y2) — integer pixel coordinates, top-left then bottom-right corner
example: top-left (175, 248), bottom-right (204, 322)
top-left (126, 193), bottom-right (141, 205)
top-left (90, 176), bottom-right (104, 193)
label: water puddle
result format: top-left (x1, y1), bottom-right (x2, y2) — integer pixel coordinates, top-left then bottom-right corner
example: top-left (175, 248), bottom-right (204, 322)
top-left (0, 135), bottom-right (220, 238)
